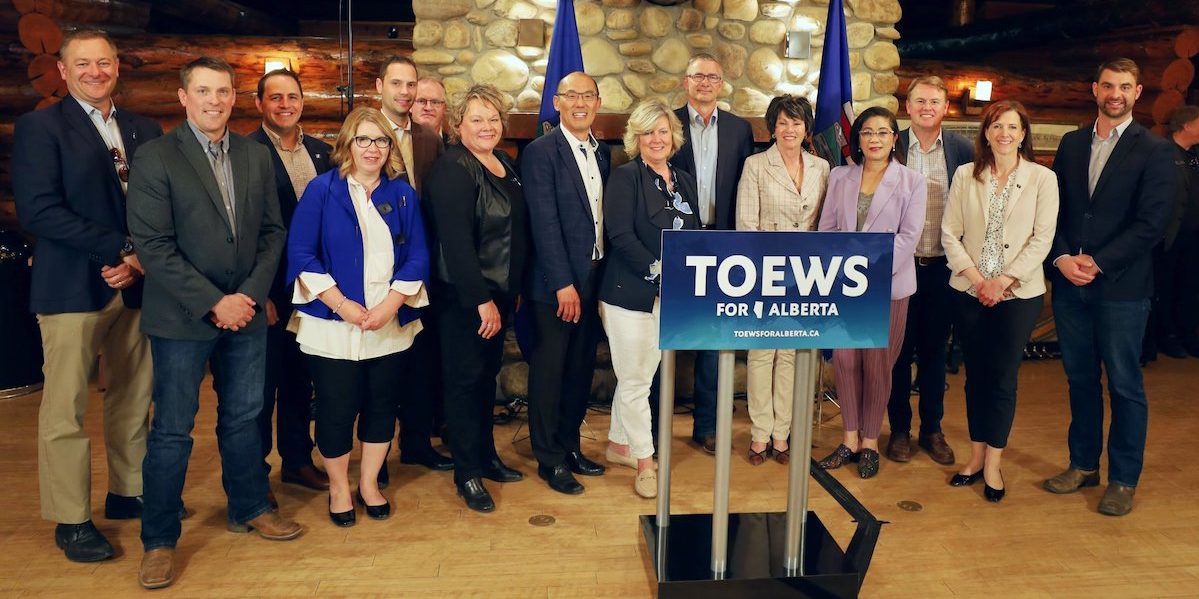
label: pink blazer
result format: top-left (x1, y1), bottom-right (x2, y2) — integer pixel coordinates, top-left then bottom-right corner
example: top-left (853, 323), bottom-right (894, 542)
top-left (817, 160), bottom-right (928, 299)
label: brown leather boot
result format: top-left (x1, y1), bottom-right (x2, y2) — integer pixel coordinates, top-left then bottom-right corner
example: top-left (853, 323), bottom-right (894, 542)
top-left (228, 511), bottom-right (303, 540)
top-left (886, 432), bottom-right (913, 462)
top-left (918, 432), bottom-right (956, 465)
top-left (138, 548), bottom-right (175, 589)
top-left (1097, 483), bottom-right (1136, 516)
top-left (1043, 467), bottom-right (1100, 494)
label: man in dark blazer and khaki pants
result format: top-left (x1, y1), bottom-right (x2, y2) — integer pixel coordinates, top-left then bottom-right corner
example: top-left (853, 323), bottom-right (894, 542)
top-left (1042, 58), bottom-right (1176, 517)
top-left (126, 57), bottom-right (300, 589)
top-left (672, 53), bottom-right (754, 453)
top-left (13, 29), bottom-right (161, 564)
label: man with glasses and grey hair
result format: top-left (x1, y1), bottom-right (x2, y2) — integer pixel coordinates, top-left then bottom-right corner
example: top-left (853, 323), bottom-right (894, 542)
top-left (672, 53), bottom-right (754, 455)
top-left (413, 77), bottom-right (449, 144)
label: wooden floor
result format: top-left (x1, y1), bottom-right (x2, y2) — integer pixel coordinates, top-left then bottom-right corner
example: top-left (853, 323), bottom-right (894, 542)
top-left (1, 358), bottom-right (1197, 597)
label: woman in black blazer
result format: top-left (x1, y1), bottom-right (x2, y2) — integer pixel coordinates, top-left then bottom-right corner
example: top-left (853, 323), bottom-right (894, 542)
top-left (599, 97), bottom-right (700, 499)
top-left (424, 84), bottom-right (529, 513)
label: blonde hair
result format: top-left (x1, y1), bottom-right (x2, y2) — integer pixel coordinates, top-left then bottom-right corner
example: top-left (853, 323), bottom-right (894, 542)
top-left (446, 83), bottom-right (509, 143)
top-left (906, 75), bottom-right (949, 99)
top-left (330, 107), bottom-right (405, 180)
top-left (622, 97), bottom-right (685, 160)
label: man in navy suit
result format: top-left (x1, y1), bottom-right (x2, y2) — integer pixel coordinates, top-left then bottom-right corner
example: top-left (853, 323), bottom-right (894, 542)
top-left (1042, 58), bottom-right (1176, 516)
top-left (248, 69), bottom-right (333, 501)
top-left (672, 53), bottom-right (754, 453)
top-left (13, 29), bottom-right (162, 563)
top-left (521, 72), bottom-right (611, 494)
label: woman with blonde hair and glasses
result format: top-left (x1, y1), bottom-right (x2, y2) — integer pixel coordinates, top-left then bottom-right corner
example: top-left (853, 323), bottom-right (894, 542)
top-left (600, 97), bottom-right (700, 498)
top-left (287, 106), bottom-right (430, 526)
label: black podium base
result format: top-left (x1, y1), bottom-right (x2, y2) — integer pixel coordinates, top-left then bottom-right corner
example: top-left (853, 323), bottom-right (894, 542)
top-left (640, 512), bottom-right (860, 598)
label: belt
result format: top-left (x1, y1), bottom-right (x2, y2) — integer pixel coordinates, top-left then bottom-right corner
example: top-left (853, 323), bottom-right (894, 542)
top-left (915, 255), bottom-right (947, 266)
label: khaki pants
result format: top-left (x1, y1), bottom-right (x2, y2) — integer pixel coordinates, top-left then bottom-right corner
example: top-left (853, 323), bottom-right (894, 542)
top-left (37, 294), bottom-right (152, 523)
top-left (746, 349), bottom-right (817, 444)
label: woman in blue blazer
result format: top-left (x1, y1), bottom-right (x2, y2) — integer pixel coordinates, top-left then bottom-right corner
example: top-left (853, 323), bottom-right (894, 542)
top-left (286, 107), bottom-right (429, 527)
top-left (816, 107), bottom-right (927, 479)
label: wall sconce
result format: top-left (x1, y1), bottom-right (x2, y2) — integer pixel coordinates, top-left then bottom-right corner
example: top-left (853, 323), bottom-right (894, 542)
top-left (264, 59), bottom-right (292, 74)
top-left (963, 79), bottom-right (992, 115)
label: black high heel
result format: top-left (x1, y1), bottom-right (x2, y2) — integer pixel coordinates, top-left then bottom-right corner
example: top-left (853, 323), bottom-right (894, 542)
top-left (949, 470), bottom-right (984, 487)
top-left (984, 471), bottom-right (1006, 503)
top-left (356, 491), bottom-right (391, 520)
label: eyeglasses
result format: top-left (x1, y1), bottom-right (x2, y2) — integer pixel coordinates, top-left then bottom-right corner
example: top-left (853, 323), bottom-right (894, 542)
top-left (859, 129), bottom-right (895, 139)
top-left (556, 91), bottom-right (599, 103)
top-left (352, 136), bottom-right (392, 149)
top-left (415, 98), bottom-right (446, 107)
top-left (110, 147), bottom-right (129, 183)
top-left (686, 73), bottom-right (723, 84)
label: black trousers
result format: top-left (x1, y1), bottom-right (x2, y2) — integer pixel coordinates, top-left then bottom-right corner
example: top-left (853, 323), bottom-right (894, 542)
top-left (257, 319), bottom-right (315, 472)
top-left (439, 291), bottom-right (511, 485)
top-left (1148, 231), bottom-right (1199, 350)
top-left (396, 322), bottom-right (439, 456)
top-left (527, 276), bottom-right (601, 467)
top-left (307, 351), bottom-right (405, 459)
top-left (888, 259), bottom-right (954, 437)
top-left (954, 292), bottom-right (1042, 449)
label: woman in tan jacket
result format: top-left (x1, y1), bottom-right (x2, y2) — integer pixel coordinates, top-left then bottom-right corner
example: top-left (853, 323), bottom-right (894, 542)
top-left (735, 95), bottom-right (830, 465)
top-left (941, 100), bottom-right (1059, 502)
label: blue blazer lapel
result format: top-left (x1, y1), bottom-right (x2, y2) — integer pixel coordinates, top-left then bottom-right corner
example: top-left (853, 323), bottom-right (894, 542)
top-left (175, 126), bottom-right (233, 234)
top-left (554, 132), bottom-right (594, 219)
top-left (1090, 122), bottom-right (1141, 201)
top-left (62, 99), bottom-right (125, 193)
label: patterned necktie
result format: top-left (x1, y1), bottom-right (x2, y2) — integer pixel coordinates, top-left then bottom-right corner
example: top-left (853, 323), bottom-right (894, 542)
top-left (208, 141), bottom-right (237, 234)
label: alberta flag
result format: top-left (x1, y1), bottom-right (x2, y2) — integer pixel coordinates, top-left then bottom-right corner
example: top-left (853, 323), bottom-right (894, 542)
top-left (812, 0), bottom-right (855, 166)
top-left (537, 0), bottom-right (585, 136)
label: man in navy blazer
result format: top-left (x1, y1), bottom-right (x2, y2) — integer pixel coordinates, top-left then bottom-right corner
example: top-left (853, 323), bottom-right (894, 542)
top-left (248, 69), bottom-right (333, 499)
top-left (887, 76), bottom-right (975, 466)
top-left (1042, 59), bottom-right (1176, 517)
top-left (672, 53), bottom-right (754, 453)
top-left (521, 72), bottom-right (611, 494)
top-left (13, 30), bottom-right (162, 563)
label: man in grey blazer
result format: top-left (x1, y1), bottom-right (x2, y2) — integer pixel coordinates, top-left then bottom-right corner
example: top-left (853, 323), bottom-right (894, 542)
top-left (887, 76), bottom-right (975, 466)
top-left (126, 57), bottom-right (300, 590)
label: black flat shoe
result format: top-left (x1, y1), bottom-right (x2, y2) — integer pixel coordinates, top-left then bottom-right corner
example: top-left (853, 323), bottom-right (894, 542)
top-left (566, 451), bottom-right (606, 476)
top-left (481, 458), bottom-right (524, 483)
top-left (538, 463), bottom-right (584, 495)
top-left (949, 470), bottom-right (985, 487)
top-left (857, 448), bottom-right (881, 479)
top-left (328, 498), bottom-right (356, 527)
top-left (457, 478), bottom-right (495, 513)
top-left (356, 491), bottom-right (391, 520)
top-left (816, 444), bottom-right (860, 470)
top-left (400, 448), bottom-right (455, 471)
top-left (984, 472), bottom-right (1006, 503)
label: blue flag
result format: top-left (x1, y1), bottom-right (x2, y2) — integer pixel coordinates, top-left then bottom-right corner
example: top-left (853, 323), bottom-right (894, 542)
top-left (812, 0), bottom-right (855, 167)
top-left (537, 0), bottom-right (585, 136)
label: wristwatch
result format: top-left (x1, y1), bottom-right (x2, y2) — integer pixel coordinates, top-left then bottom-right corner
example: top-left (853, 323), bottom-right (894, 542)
top-left (119, 237), bottom-right (135, 258)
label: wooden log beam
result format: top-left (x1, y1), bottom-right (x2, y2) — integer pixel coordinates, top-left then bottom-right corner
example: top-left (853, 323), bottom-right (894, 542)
top-left (141, 0), bottom-right (296, 36)
top-left (13, 0), bottom-right (149, 30)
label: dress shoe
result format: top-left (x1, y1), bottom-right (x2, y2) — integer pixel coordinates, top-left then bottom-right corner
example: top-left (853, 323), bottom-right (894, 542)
top-left (984, 471), bottom-right (1005, 502)
top-left (138, 547), bottom-right (175, 590)
top-left (1098, 483), bottom-right (1136, 516)
top-left (886, 432), bottom-right (913, 463)
top-left (634, 468), bottom-right (658, 498)
top-left (747, 444), bottom-right (772, 466)
top-left (857, 448), bottom-right (881, 479)
top-left (918, 432), bottom-right (956, 465)
top-left (266, 488), bottom-right (279, 511)
top-left (816, 444), bottom-right (860, 470)
top-left (565, 450), bottom-right (606, 476)
top-left (605, 447), bottom-right (638, 469)
top-left (281, 465), bottom-right (331, 491)
top-left (773, 445), bottom-right (790, 466)
top-left (328, 497), bottom-right (356, 528)
top-left (104, 493), bottom-right (144, 519)
top-left (457, 478), bottom-right (495, 512)
top-left (538, 463), bottom-right (584, 495)
top-left (377, 461), bottom-right (390, 490)
top-left (401, 447), bottom-right (455, 471)
top-left (481, 458), bottom-right (524, 483)
top-left (228, 511), bottom-right (304, 540)
top-left (54, 521), bottom-right (114, 562)
top-left (693, 433), bottom-right (717, 454)
top-left (949, 470), bottom-right (984, 487)
top-left (356, 491), bottom-right (392, 520)
top-left (1043, 466), bottom-right (1100, 494)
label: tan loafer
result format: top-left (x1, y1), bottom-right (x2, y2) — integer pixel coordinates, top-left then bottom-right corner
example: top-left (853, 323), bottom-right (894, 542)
top-left (1043, 467), bottom-right (1100, 494)
top-left (606, 447), bottom-right (638, 470)
top-left (228, 511), bottom-right (303, 540)
top-left (1097, 483), bottom-right (1136, 516)
top-left (634, 469), bottom-right (658, 498)
top-left (138, 547), bottom-right (175, 590)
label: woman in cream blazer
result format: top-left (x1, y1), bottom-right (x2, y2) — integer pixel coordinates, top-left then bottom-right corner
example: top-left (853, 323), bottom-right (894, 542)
top-left (941, 100), bottom-right (1059, 502)
top-left (736, 95), bottom-right (830, 466)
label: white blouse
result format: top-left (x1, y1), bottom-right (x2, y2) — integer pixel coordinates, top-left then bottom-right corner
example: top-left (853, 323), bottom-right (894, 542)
top-left (288, 175), bottom-right (429, 361)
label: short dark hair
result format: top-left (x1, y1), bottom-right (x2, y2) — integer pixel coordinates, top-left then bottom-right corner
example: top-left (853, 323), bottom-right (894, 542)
top-left (1168, 105), bottom-right (1199, 133)
top-left (257, 69), bottom-right (303, 99)
top-left (848, 106), bottom-right (901, 164)
top-left (972, 100), bottom-right (1037, 182)
top-left (1096, 57), bottom-right (1140, 84)
top-left (766, 95), bottom-right (814, 139)
top-left (181, 56), bottom-right (236, 89)
top-left (59, 29), bottom-right (118, 59)
top-left (378, 55), bottom-right (418, 81)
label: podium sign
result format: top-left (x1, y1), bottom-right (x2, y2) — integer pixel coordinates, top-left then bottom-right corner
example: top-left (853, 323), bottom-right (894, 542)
top-left (659, 230), bottom-right (894, 350)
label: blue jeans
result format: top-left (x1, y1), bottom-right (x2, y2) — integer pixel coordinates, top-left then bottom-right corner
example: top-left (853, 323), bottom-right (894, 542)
top-left (691, 350), bottom-right (718, 439)
top-left (1052, 284), bottom-right (1150, 487)
top-left (141, 330), bottom-right (272, 550)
